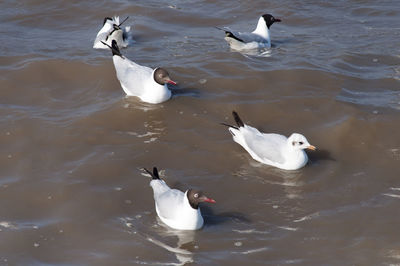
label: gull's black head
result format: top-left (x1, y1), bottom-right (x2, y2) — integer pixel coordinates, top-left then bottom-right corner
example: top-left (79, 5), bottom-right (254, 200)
top-left (103, 17), bottom-right (113, 25)
top-left (187, 189), bottom-right (216, 209)
top-left (153, 68), bottom-right (177, 86)
top-left (262, 14), bottom-right (281, 29)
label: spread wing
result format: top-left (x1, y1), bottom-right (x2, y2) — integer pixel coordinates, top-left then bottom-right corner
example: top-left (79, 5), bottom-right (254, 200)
top-left (242, 127), bottom-right (287, 164)
top-left (155, 189), bottom-right (184, 220)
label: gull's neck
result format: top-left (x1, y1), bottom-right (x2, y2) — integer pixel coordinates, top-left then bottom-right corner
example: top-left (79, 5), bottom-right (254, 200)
top-left (252, 17), bottom-right (270, 41)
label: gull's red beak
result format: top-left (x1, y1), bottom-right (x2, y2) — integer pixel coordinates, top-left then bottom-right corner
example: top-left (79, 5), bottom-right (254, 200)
top-left (275, 18), bottom-right (282, 22)
top-left (204, 197), bottom-right (216, 204)
top-left (167, 80), bottom-right (177, 85)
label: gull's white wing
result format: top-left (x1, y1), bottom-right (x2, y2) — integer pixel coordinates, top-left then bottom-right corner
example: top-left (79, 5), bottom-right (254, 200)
top-left (113, 56), bottom-right (153, 96)
top-left (221, 27), bottom-right (267, 43)
top-left (235, 32), bottom-right (267, 43)
top-left (93, 27), bottom-right (112, 48)
top-left (241, 126), bottom-right (287, 164)
top-left (155, 188), bottom-right (185, 220)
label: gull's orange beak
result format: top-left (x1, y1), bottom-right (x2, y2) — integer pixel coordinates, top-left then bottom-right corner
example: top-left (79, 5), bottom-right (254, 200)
top-left (307, 145), bottom-right (317, 151)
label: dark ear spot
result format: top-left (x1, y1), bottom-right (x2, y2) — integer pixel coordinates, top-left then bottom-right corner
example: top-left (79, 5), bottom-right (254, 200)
top-left (103, 17), bottom-right (112, 25)
top-left (292, 141), bottom-right (296, 146)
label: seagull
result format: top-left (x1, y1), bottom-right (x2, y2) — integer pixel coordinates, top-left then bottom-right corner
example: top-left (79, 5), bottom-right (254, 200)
top-left (93, 16), bottom-right (131, 49)
top-left (217, 14), bottom-right (281, 50)
top-left (102, 40), bottom-right (177, 104)
top-left (222, 111), bottom-right (316, 170)
top-left (143, 167), bottom-right (216, 230)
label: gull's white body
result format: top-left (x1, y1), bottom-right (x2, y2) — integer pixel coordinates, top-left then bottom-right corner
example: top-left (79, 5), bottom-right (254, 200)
top-left (228, 125), bottom-right (309, 170)
top-left (93, 16), bottom-right (131, 49)
top-left (223, 17), bottom-right (271, 50)
top-left (150, 179), bottom-right (204, 230)
top-left (112, 55), bottom-right (172, 104)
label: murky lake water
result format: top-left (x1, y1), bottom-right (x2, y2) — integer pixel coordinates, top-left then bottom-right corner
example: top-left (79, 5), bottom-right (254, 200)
top-left (1, 0), bottom-right (400, 265)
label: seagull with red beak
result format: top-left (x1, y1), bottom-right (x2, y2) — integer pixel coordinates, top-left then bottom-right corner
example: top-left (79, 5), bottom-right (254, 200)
top-left (102, 40), bottom-right (177, 104)
top-left (143, 167), bottom-right (216, 230)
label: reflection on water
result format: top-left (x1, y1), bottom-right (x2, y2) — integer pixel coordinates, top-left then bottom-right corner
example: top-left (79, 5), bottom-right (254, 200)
top-left (239, 48), bottom-right (272, 58)
top-left (152, 222), bottom-right (195, 265)
top-left (121, 216), bottom-right (194, 265)
top-left (234, 160), bottom-right (305, 199)
top-left (122, 97), bottom-right (166, 112)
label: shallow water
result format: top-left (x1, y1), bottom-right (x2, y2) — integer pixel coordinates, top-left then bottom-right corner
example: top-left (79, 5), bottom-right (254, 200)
top-left (1, 0), bottom-right (400, 265)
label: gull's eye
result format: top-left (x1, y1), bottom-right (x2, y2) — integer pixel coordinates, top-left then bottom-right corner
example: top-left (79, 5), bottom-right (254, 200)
top-left (194, 193), bottom-right (199, 198)
top-left (299, 141), bottom-right (304, 145)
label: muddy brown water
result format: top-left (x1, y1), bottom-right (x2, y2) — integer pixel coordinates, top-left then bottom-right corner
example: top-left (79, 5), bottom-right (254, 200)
top-left (1, 0), bottom-right (400, 265)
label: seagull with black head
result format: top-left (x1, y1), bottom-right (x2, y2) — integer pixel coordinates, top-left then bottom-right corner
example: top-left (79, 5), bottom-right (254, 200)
top-left (217, 14), bottom-right (281, 50)
top-left (102, 40), bottom-right (177, 104)
top-left (143, 167), bottom-right (216, 230)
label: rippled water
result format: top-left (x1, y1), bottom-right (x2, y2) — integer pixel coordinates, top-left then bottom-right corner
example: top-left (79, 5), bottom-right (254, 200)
top-left (1, 0), bottom-right (400, 265)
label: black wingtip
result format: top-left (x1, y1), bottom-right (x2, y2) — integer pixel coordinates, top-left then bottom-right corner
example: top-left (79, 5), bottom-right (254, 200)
top-left (225, 31), bottom-right (244, 43)
top-left (232, 111), bottom-right (244, 128)
top-left (152, 167), bottom-right (160, 180)
top-left (101, 40), bottom-right (122, 57)
top-left (103, 17), bottom-right (112, 26)
top-left (110, 40), bottom-right (122, 57)
top-left (220, 122), bottom-right (239, 130)
top-left (119, 16), bottom-right (129, 27)
top-left (216, 27), bottom-right (245, 43)
top-left (105, 25), bottom-right (120, 41)
top-left (143, 167), bottom-right (161, 180)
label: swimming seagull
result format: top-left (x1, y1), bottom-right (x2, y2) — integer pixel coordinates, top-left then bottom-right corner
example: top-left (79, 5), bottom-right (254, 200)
top-left (222, 111), bottom-right (316, 170)
top-left (217, 14), bottom-right (281, 50)
top-left (102, 40), bottom-right (177, 104)
top-left (93, 16), bottom-right (131, 49)
top-left (143, 167), bottom-right (216, 230)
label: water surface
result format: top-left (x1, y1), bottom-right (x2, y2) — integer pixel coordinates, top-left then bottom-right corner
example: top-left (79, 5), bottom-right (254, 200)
top-left (1, 0), bottom-right (400, 265)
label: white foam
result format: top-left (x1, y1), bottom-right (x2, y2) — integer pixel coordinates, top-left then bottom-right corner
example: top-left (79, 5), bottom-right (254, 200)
top-left (383, 193), bottom-right (400, 199)
top-left (278, 226), bottom-right (298, 231)
top-left (232, 247), bottom-right (269, 254)
top-left (233, 229), bottom-right (270, 234)
top-left (293, 212), bottom-right (319, 223)
top-left (0, 221), bottom-right (17, 229)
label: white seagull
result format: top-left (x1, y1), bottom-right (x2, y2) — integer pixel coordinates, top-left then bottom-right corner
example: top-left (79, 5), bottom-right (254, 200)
top-left (102, 40), bottom-right (177, 104)
top-left (222, 111), bottom-right (316, 170)
top-left (93, 16), bottom-right (131, 49)
top-left (144, 167), bottom-right (216, 230)
top-left (217, 14), bottom-right (281, 50)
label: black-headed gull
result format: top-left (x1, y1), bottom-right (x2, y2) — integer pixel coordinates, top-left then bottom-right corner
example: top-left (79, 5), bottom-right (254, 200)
top-left (102, 40), bottom-right (177, 104)
top-left (217, 14), bottom-right (281, 50)
top-left (143, 167), bottom-right (216, 230)
top-left (222, 111), bottom-right (316, 170)
top-left (93, 16), bottom-right (131, 49)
